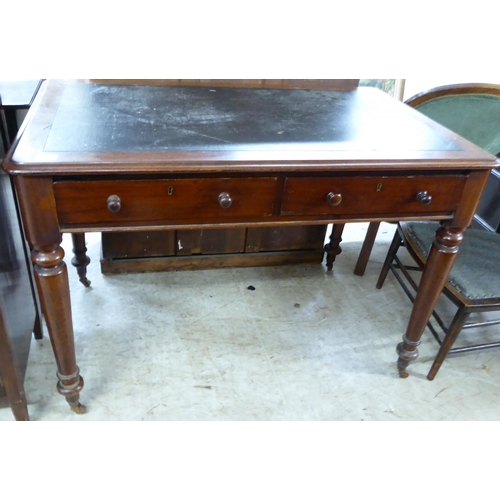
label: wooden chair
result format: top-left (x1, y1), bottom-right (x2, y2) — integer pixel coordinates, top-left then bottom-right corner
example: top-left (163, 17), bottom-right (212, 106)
top-left (374, 83), bottom-right (500, 379)
top-left (352, 83), bottom-right (500, 275)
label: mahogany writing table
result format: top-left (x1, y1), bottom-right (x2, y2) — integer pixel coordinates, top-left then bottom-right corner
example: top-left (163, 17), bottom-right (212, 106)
top-left (3, 80), bottom-right (499, 415)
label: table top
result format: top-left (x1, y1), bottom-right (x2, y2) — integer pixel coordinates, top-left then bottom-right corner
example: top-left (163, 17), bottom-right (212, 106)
top-left (0, 80), bottom-right (43, 108)
top-left (4, 80), bottom-right (498, 175)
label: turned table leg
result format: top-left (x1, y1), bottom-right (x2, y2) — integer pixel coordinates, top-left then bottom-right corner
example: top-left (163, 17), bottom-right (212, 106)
top-left (396, 222), bottom-right (464, 378)
top-left (32, 243), bottom-right (86, 414)
top-left (71, 233), bottom-right (91, 287)
top-left (324, 223), bottom-right (345, 270)
top-left (14, 176), bottom-right (86, 415)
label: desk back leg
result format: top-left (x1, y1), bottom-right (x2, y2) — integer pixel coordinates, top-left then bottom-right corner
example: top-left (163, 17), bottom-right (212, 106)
top-left (71, 233), bottom-right (91, 287)
top-left (324, 223), bottom-right (345, 270)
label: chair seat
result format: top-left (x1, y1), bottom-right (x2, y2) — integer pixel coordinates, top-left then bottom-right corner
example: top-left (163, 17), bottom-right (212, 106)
top-left (406, 222), bottom-right (500, 300)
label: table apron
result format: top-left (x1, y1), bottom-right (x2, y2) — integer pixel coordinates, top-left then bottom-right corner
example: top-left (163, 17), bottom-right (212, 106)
top-left (53, 173), bottom-right (468, 229)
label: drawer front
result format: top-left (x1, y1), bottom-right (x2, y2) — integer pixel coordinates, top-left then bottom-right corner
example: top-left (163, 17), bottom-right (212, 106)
top-left (281, 176), bottom-right (468, 216)
top-left (54, 178), bottom-right (277, 225)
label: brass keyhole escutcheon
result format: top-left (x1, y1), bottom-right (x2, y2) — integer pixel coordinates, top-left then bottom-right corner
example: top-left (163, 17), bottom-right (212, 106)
top-left (376, 183), bottom-right (383, 192)
top-left (168, 187), bottom-right (174, 196)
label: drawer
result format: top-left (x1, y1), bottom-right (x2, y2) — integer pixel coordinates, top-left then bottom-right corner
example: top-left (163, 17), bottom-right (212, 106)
top-left (54, 178), bottom-right (277, 225)
top-left (281, 175), bottom-right (468, 216)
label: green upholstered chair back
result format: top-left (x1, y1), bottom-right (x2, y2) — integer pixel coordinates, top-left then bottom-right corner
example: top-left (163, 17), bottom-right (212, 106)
top-left (406, 83), bottom-right (500, 156)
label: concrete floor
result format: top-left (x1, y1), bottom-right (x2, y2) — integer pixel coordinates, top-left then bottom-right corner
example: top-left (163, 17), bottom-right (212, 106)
top-left (2, 222), bottom-right (499, 421)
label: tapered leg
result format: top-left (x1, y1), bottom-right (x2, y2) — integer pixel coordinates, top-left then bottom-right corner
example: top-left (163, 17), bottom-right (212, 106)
top-left (14, 176), bottom-right (86, 415)
top-left (427, 308), bottom-right (470, 380)
top-left (397, 222), bottom-right (464, 378)
top-left (354, 222), bottom-right (380, 276)
top-left (324, 223), bottom-right (345, 270)
top-left (32, 244), bottom-right (86, 414)
top-left (71, 233), bottom-right (91, 287)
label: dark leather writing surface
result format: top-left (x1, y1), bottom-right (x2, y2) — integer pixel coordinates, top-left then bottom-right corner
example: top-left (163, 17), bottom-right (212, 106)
top-left (44, 84), bottom-right (462, 153)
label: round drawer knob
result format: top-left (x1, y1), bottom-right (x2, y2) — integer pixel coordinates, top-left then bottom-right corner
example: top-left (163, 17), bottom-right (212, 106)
top-left (218, 192), bottom-right (232, 209)
top-left (416, 191), bottom-right (432, 205)
top-left (326, 192), bottom-right (342, 207)
top-left (107, 195), bottom-right (122, 213)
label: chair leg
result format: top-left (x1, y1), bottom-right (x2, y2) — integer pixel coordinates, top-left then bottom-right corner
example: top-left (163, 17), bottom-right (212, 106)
top-left (71, 233), bottom-right (91, 287)
top-left (354, 222), bottom-right (380, 276)
top-left (324, 223), bottom-right (345, 270)
top-left (376, 226), bottom-right (403, 289)
top-left (427, 309), bottom-right (470, 380)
